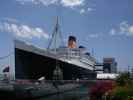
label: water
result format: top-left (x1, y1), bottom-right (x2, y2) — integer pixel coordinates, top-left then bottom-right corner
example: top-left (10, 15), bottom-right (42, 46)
top-left (0, 81), bottom-right (91, 100)
top-left (37, 86), bottom-right (89, 100)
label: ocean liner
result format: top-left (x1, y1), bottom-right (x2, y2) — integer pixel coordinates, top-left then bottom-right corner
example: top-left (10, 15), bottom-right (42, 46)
top-left (0, 18), bottom-right (97, 99)
top-left (15, 17), bottom-right (96, 80)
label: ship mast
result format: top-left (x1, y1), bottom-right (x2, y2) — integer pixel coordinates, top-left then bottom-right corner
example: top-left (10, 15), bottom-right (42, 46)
top-left (47, 16), bottom-right (63, 80)
top-left (47, 16), bottom-right (63, 53)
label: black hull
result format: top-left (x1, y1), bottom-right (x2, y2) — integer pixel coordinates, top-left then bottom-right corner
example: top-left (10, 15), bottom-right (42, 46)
top-left (15, 48), bottom-right (96, 80)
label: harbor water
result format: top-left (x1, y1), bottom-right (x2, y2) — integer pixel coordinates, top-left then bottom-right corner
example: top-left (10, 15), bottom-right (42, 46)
top-left (37, 86), bottom-right (89, 100)
top-left (0, 80), bottom-right (91, 100)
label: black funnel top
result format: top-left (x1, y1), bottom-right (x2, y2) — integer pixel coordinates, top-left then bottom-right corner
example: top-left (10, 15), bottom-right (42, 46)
top-left (68, 36), bottom-right (76, 42)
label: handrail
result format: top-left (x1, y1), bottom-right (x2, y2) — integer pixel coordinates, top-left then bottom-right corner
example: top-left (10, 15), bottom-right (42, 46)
top-left (49, 48), bottom-right (95, 62)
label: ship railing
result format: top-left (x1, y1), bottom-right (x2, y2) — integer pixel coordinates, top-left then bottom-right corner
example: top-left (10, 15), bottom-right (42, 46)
top-left (49, 48), bottom-right (95, 63)
top-left (56, 48), bottom-right (95, 61)
top-left (54, 48), bottom-right (80, 59)
top-left (80, 54), bottom-right (96, 62)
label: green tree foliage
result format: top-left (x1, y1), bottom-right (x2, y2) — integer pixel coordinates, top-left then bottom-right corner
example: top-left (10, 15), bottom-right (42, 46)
top-left (109, 72), bottom-right (133, 100)
top-left (116, 72), bottom-right (131, 86)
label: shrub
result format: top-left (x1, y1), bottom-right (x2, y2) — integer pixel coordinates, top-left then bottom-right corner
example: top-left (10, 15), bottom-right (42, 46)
top-left (116, 72), bottom-right (131, 86)
top-left (108, 72), bottom-right (133, 100)
top-left (110, 85), bottom-right (133, 100)
top-left (90, 80), bottom-right (115, 100)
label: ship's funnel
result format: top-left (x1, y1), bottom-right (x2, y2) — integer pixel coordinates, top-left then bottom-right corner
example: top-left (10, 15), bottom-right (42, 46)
top-left (68, 36), bottom-right (77, 48)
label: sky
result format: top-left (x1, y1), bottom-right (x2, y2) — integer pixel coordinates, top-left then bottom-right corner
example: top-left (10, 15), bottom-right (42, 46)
top-left (0, 0), bottom-right (133, 75)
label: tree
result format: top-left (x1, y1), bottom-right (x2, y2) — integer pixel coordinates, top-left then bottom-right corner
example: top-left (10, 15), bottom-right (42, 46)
top-left (110, 72), bottom-right (133, 100)
top-left (116, 72), bottom-right (131, 86)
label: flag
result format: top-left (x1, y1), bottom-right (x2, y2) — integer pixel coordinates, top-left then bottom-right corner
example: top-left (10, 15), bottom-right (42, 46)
top-left (3, 66), bottom-right (10, 73)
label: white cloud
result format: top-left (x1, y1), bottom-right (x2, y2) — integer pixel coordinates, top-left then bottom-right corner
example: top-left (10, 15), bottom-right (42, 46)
top-left (88, 34), bottom-right (99, 38)
top-left (16, 0), bottom-right (85, 7)
top-left (16, 0), bottom-right (87, 12)
top-left (80, 8), bottom-right (85, 14)
top-left (126, 26), bottom-right (133, 36)
top-left (128, 26), bottom-right (133, 33)
top-left (87, 7), bottom-right (93, 12)
top-left (109, 29), bottom-right (116, 36)
top-left (15, 0), bottom-right (96, 15)
top-left (61, 0), bottom-right (84, 7)
top-left (16, 0), bottom-right (59, 6)
top-left (119, 21), bottom-right (129, 34)
top-left (0, 21), bottom-right (49, 39)
top-left (79, 7), bottom-right (94, 14)
top-left (36, 0), bottom-right (59, 6)
top-left (109, 21), bottom-right (133, 37)
top-left (118, 21), bottom-right (133, 36)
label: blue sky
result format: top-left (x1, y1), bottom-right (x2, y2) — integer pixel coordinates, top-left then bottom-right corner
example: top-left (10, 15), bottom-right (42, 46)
top-left (0, 0), bottom-right (133, 73)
